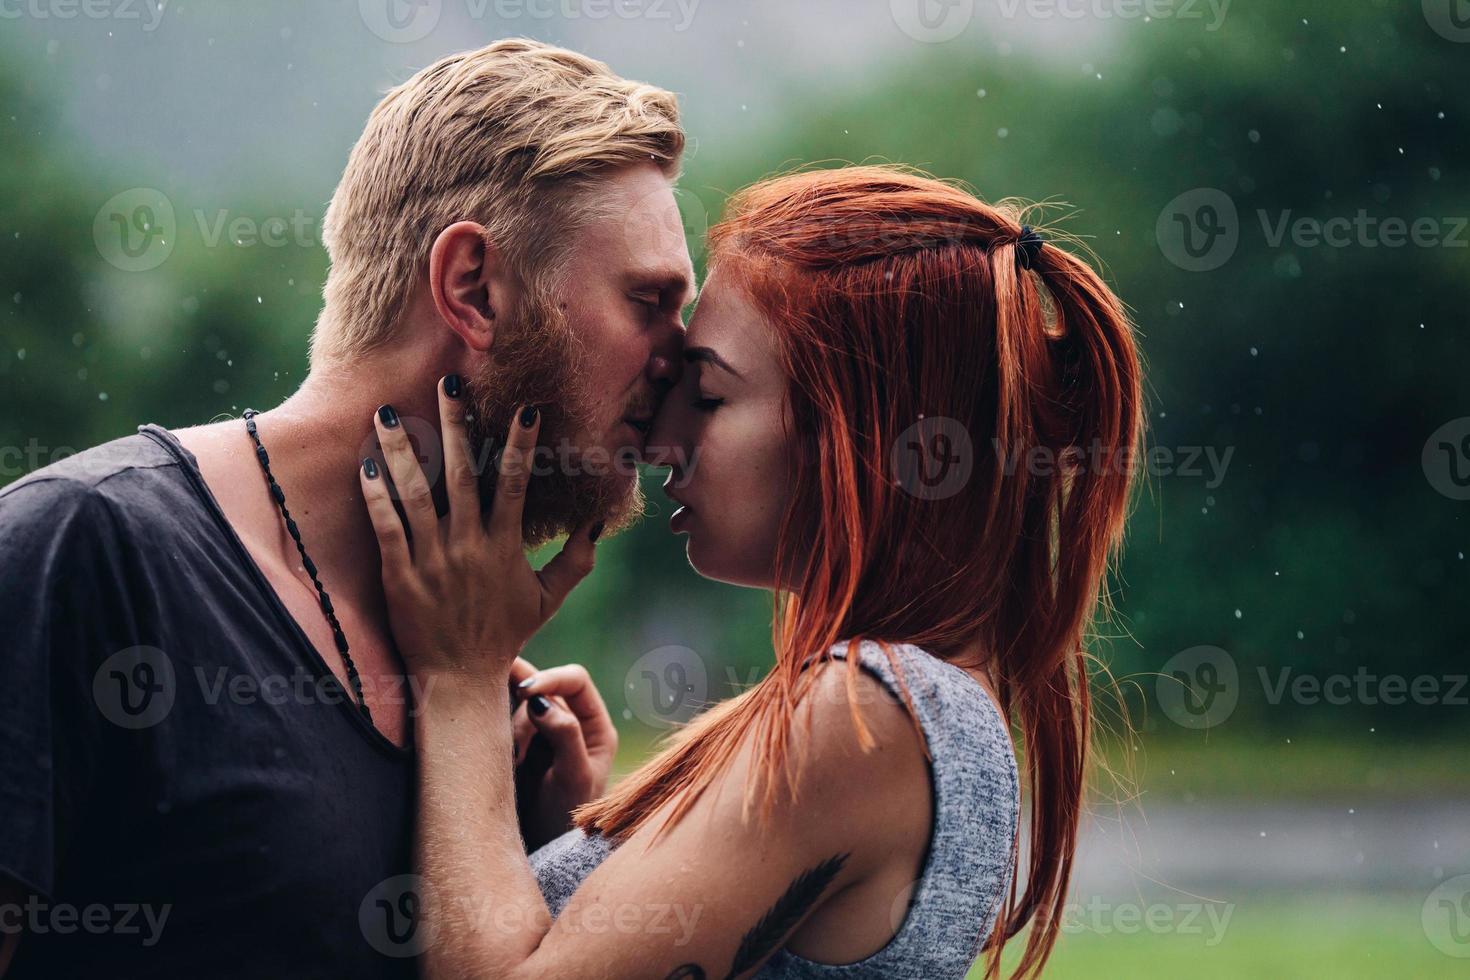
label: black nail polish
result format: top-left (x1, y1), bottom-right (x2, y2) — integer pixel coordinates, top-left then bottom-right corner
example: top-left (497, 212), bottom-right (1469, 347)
top-left (529, 695), bottom-right (551, 717)
top-left (516, 676), bottom-right (537, 690)
top-left (589, 521), bottom-right (605, 543)
top-left (519, 405), bottom-right (539, 428)
top-left (444, 374), bottom-right (462, 399)
top-left (378, 404), bottom-right (400, 429)
top-left (362, 457), bottom-right (379, 479)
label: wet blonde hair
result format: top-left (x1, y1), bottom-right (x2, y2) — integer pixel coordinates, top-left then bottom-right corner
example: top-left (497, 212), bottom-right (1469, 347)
top-left (312, 38), bottom-right (684, 362)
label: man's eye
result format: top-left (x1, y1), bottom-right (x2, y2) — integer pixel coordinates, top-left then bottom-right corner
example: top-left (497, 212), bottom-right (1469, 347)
top-left (693, 396), bottom-right (724, 413)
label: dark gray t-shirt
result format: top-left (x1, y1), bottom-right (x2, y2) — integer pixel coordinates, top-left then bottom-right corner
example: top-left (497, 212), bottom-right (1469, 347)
top-left (0, 425), bottom-right (417, 979)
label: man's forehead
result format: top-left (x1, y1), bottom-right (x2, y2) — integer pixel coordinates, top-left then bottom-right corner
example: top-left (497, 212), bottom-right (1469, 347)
top-left (625, 259), bottom-right (691, 289)
top-left (574, 166), bottom-right (689, 256)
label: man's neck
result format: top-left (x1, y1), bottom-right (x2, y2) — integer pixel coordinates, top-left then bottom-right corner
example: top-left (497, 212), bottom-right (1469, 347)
top-left (235, 355), bottom-right (445, 611)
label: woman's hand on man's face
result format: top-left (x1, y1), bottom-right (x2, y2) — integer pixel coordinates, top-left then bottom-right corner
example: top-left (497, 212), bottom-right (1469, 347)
top-left (359, 376), bottom-right (603, 689)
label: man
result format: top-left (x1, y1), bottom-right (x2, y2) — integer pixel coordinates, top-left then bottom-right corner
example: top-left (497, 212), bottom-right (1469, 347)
top-left (0, 38), bottom-right (694, 978)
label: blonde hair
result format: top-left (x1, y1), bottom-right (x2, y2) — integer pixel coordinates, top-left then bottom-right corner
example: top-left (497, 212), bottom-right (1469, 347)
top-left (311, 38), bottom-right (684, 362)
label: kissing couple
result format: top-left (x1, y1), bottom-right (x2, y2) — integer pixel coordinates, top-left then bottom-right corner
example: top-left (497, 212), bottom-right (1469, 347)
top-left (0, 38), bottom-right (1142, 980)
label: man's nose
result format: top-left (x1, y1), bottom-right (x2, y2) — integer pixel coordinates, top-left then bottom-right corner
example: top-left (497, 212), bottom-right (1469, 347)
top-left (646, 324), bottom-right (685, 394)
top-left (647, 355), bottom-right (679, 397)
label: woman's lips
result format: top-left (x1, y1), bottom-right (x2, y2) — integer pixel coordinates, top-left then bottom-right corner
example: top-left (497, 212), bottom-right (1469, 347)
top-left (665, 488), bottom-right (693, 533)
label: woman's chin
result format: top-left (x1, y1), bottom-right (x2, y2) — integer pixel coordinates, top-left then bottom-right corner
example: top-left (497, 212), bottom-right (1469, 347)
top-left (675, 513), bottom-right (713, 576)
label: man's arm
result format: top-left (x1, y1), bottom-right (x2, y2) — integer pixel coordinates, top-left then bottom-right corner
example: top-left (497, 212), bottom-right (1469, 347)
top-left (0, 479), bottom-right (130, 976)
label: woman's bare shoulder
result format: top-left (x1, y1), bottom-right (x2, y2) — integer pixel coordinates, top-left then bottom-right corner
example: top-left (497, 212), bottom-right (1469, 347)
top-left (787, 656), bottom-right (933, 862)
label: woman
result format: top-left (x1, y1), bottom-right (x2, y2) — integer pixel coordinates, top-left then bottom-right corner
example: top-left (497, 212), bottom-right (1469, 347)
top-left (360, 166), bottom-right (1143, 978)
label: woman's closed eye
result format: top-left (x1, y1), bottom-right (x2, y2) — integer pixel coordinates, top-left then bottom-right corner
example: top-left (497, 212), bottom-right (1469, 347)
top-left (692, 395), bottom-right (724, 412)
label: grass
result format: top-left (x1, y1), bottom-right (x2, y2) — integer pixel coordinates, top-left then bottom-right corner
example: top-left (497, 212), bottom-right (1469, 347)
top-left (979, 892), bottom-right (1461, 979)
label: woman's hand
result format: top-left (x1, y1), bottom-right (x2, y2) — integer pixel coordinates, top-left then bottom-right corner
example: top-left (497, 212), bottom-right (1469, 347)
top-left (509, 657), bottom-right (619, 850)
top-left (359, 378), bottom-right (602, 688)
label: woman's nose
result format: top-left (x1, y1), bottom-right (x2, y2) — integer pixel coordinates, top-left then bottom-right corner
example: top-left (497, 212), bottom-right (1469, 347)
top-left (644, 391), bottom-right (688, 469)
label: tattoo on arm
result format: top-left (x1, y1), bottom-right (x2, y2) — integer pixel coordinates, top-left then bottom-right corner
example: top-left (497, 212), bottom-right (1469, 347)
top-left (662, 852), bottom-right (850, 980)
top-left (730, 851), bottom-right (852, 978)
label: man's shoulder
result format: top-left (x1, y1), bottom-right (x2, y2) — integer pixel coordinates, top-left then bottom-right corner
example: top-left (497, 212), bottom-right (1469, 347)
top-left (0, 427), bottom-right (191, 533)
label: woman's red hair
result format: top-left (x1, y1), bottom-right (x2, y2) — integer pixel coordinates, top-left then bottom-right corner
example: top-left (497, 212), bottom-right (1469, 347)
top-left (574, 165), bottom-right (1143, 978)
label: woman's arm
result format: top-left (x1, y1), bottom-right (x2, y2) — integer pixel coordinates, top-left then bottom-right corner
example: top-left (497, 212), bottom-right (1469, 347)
top-left (361, 381), bottom-right (926, 979)
top-left (415, 660), bottom-right (909, 980)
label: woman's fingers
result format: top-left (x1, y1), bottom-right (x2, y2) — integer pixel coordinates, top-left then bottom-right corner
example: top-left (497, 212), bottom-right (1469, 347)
top-left (487, 404), bottom-right (540, 547)
top-left (525, 695), bottom-right (593, 783)
top-left (515, 664), bottom-right (617, 753)
top-left (437, 375), bottom-right (481, 540)
top-left (359, 456), bottom-right (411, 573)
top-left (535, 520), bottom-right (602, 619)
top-left (373, 404), bottom-right (440, 555)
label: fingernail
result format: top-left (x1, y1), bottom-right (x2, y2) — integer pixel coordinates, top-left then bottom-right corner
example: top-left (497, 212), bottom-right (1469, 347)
top-left (529, 695), bottom-right (551, 716)
top-left (589, 521), bottom-right (605, 543)
top-left (444, 374), bottom-right (462, 399)
top-left (378, 404), bottom-right (400, 429)
top-left (362, 457), bottom-right (379, 479)
top-left (519, 404), bottom-right (539, 428)
top-left (517, 676), bottom-right (537, 690)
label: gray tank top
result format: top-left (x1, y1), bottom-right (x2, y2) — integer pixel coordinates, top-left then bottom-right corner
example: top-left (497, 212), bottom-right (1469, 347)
top-left (530, 641), bottom-right (1021, 978)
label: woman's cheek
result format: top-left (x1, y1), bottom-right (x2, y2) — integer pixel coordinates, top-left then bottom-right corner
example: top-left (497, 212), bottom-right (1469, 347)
top-left (726, 411), bottom-right (795, 587)
top-left (684, 409), bottom-right (787, 588)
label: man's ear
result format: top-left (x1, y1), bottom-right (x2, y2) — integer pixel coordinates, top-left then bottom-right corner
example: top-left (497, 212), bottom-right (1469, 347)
top-left (427, 221), bottom-right (523, 353)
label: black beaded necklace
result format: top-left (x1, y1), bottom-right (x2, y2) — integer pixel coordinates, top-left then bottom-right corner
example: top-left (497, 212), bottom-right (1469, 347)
top-left (243, 409), bottom-right (371, 721)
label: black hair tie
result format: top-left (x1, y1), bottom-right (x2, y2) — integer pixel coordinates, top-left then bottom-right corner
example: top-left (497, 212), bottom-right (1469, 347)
top-left (1016, 225), bottom-right (1045, 271)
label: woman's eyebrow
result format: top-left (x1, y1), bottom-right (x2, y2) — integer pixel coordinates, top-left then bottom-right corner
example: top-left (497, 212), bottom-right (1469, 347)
top-left (683, 346), bottom-right (744, 379)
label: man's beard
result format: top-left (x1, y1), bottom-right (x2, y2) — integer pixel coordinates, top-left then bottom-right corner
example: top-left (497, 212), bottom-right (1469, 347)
top-left (464, 291), bottom-right (645, 549)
